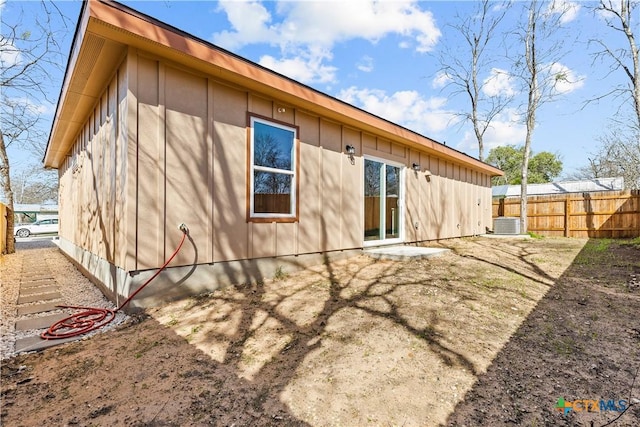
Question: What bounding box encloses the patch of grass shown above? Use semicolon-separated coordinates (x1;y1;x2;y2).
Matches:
527;231;544;239
619;236;640;249
552;337;579;355
574;239;615;265
273;265;288;281
186;325;203;343
166;314;179;326
133;337;161;358
593;239;613;252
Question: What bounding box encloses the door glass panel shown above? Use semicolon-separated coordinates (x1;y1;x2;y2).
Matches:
364;159;382;241
385;165;400;239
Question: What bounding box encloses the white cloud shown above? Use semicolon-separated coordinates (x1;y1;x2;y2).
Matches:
0;42;21;69
212;1;441;83
455;108;526;154
336;86;455;135
259;47;338;84
5;96;53;116
357;56;374;73
214;1;440;52
546;0;581;24
212;1;277;51
482;68;517;97
431;71;452;89
547;62;585;94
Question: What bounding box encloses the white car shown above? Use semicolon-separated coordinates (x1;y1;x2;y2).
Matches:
15;219;59;238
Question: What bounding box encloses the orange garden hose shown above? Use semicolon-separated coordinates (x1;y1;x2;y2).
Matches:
41;226;188;340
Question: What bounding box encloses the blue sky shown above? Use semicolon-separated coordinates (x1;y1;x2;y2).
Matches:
3;0;637;178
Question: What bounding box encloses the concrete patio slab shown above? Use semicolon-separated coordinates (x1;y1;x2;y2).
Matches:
15;313;69;331
16;302;61;316
19;286;58;296
17;292;62;305
365;245;450;261
15;335;81;354
480;234;531;239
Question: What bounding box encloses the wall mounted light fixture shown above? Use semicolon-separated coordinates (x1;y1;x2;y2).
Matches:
412;163;420;171
345;144;355;165
277;107;286;113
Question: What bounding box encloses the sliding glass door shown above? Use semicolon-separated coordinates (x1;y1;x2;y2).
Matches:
364;158;403;244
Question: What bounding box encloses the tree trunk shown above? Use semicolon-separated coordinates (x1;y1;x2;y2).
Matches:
622;0;640;130
521;0;539;235
0;129;16;254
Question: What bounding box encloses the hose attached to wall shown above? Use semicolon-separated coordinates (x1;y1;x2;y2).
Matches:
40;224;189;340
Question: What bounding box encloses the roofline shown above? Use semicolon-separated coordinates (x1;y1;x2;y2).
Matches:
45;0;503;176
43;0;90;166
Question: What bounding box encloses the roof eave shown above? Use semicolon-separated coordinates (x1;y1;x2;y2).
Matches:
45;0;504;177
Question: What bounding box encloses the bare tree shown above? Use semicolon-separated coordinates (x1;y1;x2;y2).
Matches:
434;0;512;161
12;165;58;204
590;0;640;130
569;120;640;189
0;1;69;253
513;0;575;233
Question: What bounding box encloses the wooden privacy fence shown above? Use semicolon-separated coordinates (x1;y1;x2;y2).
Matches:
493;190;640;238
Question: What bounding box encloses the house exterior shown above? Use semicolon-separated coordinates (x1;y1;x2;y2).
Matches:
44;0;502;309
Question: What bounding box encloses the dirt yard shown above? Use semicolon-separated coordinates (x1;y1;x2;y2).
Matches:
1;237;639;426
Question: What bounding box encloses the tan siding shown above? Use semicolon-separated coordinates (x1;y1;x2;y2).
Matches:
114;69;128;270
122;56;136;271
297;113;322;254
250;94;272;118
276;222;296;257
319;120;342;251
341;128;362;249
136;56;163;268
212;83;248;262
164;65;210;267
60;48;497;275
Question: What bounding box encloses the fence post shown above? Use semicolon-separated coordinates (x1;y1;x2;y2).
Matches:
564;196;570;237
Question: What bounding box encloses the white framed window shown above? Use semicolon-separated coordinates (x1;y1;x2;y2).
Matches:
248;116;298;221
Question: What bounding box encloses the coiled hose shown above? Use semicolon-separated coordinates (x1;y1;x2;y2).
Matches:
41;226;188;340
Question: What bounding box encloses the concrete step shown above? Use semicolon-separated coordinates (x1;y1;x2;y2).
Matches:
15;335;81;353
21;279;55;288
15;313;70;331
16;302;61;316
17;292;62;305
19;286;59;296
21;275;54;281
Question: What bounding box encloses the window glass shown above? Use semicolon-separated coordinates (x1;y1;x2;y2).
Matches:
250;117;297;218
253;122;293;171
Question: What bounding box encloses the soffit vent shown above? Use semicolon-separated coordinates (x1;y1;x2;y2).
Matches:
68;33;105;96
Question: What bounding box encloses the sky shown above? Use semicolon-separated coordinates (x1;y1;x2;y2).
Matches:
2;0;637;179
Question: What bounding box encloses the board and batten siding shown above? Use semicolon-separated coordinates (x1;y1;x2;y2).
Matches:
60;49;492;275
129;52;492;271
58;57;130;273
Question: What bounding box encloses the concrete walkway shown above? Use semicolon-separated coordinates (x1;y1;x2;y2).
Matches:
364;245;449;261
13;252;80;353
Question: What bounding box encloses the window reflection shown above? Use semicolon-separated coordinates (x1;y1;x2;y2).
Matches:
250;118;296;218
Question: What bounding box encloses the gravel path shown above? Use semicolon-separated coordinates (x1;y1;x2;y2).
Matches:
0;239;128;360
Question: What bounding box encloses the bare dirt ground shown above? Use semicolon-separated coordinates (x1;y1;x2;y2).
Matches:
1;236;639;426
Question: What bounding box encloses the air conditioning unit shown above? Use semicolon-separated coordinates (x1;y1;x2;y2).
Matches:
493;217;521;235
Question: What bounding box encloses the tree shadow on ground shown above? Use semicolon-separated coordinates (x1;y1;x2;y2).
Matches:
446;239;640;427
151;236;589;425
